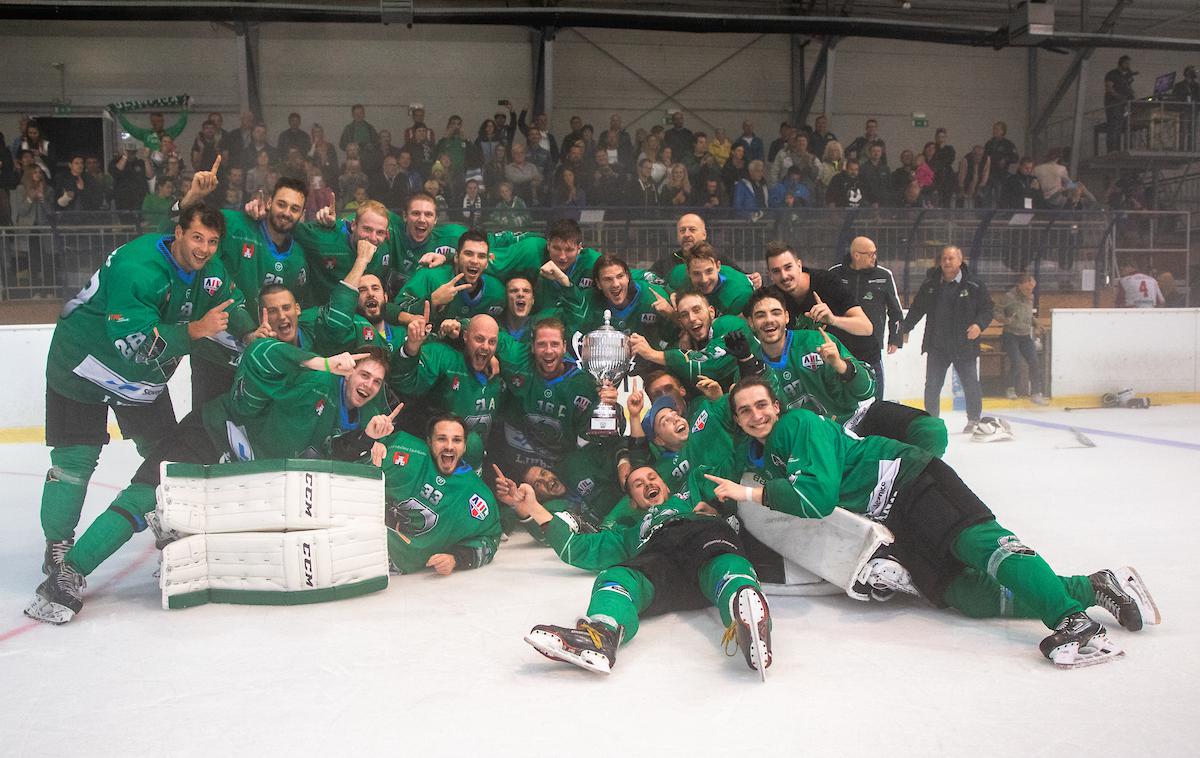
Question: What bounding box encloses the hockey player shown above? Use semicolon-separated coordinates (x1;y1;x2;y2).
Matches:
38;201;256;577
294;199;393;304
764;241;873;338
394;229;505;325
490;218;599;301
1115;262;1165;308
379;414;502;576
494;463;771;677
674;243;753;317
706;377;1155;668
566;254;678;347
628;290;751;390
27;345;396;624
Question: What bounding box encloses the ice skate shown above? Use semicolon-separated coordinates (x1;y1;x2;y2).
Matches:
41;538;74;576
525;618;621;675
1091;566;1160;632
852;553;920;602
971;417;1014;443
723;586;772;681
24;562;86;625
1039;612;1124;669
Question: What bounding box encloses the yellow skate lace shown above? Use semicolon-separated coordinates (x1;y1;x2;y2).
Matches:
721;622;738;657
578;622;606;649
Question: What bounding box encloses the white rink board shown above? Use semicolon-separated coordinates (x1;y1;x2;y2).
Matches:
1051;308;1200;396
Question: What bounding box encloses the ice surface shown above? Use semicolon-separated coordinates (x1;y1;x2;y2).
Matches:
1;406;1197;757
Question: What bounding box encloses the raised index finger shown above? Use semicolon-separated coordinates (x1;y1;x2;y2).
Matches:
211;154;222;174
214;298;235;312
491;464;509;483
348;352;371;361
387;403;404;420
813;291;824;305
422;301;431;321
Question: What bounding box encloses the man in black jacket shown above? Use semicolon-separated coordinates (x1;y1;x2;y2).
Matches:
897;245;994;433
828;236;903;399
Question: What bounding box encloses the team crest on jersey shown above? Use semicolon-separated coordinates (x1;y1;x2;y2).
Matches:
640;313;656;323
108;312;125;322
362;325;376;342
241;243;254;259
770;453;785;468
469;493;489;520
512;375;524;388
323;257;337;270
202;277;222;296
543;389;553;399
692;410;708;432
435;476;446;486
451;376;460;391
801;353;824;371
392;451;410;466
273;261;283;272
487;305;503;317
315;399;326;415
297;270;307;285
862;291;874;301
573;395;591;412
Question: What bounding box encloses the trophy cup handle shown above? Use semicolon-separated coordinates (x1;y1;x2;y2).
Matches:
571;329;584;361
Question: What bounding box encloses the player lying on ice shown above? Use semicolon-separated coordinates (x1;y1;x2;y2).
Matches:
702;377;1159;669
492;463;773;679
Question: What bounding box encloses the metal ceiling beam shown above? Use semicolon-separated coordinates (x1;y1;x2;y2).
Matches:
796;37;837;128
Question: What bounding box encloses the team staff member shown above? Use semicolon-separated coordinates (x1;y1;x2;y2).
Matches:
827;236;904;399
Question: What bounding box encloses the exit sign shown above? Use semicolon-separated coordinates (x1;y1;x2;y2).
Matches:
54;103;73;115
912;112;927;128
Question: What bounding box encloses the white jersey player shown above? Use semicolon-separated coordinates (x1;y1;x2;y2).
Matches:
1116;270;1164;308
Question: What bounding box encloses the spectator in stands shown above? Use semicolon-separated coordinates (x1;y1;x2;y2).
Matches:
720;142;748;199
736;119;765;163
638;134;668;187
308;124;339;187
476;119;502;164
683;132;708;182
664;111;695;160
276;148;304;182
698;177;725;209
525;127;553;177
552;167;586;209
956;144;990;208
562;115;586;152
437;115;471;179
708;127;732;166
207;111;230;150
518;108;559;168
85;156;112;208
1158;271;1185;307
404;105;433;145
483;143;508;197
228;111;256;168
769;164;813;208
370;155;410;210
660;162;693;207
931;128;957;207
816;140;843;203
339;158;369;201
891;148;916;199
505;142;542;205
304;170;333;221
377;130;403;162
491;181;530;227
810;114;837;159
1171;65;1199;150
858;142;891;207
342;185;370;217
767;121;794;163
277;112;310;158
339;104;379;154
915;145;936;197
225;166;246;208
898;245;993;433
246;149;273;194
1034;149;1097;209
1104;55;1136;153
999;274;1048;404
999;156;1042;209
13;164;53;226
423;178;449;215
140;178;176;230
404;124;437;178
845;118;882;162
0;132;15;225
768;131;817;186
190;120;221;172
602;113;634;161
734;159;769;220
55;154;105;213
16;120;53;178
113;104;189;153
826;158;866;208
627;158;662;208
109;148;146;210
461;175;485;223
557;142;587;187
244;123;276;169
395;149;424;197
600;128;632;174
589;148;624;205
983;121;1019;200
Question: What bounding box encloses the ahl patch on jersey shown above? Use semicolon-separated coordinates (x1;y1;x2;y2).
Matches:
573;395;592;412
640;312;657;324
241;243;254;259
578;277;593;288
692;410;708;432
469;493;489;520
202;277;223;296
435;245;456;257
801;352;825;371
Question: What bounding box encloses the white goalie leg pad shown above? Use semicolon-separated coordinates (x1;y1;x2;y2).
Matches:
156;460;384;534
159;524;389;609
737;499;894;600
760;558;844;597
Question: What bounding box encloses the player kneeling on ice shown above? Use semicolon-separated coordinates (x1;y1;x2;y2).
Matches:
377;414;501;575
493;464;772;679
704;377;1158;669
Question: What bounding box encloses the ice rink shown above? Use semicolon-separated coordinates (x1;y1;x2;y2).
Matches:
1;404;1198;757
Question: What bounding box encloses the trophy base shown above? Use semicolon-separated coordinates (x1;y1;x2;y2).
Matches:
588;416;619;437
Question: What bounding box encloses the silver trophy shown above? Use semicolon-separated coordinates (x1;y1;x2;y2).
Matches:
575;310;630;436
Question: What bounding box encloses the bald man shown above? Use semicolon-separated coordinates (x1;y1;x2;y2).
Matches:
827;236;904;399
652;213;753;285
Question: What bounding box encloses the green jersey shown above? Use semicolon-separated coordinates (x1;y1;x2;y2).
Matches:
386;217;466;285
202;338;389;461
489;237;602;301
389;340;506;440
379;431;501;574
499;355;599;468
555;440;627;522
667;264;753;317
294;219;389;305
662;314;751;389
47;233;252;406
395;267;507;322
303;282;400;355
762;329;876;424
567;280;678;347
757;409;932;520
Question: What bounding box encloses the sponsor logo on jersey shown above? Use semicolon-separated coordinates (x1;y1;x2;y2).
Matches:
315;399;326;415
393;451;409;466
241;243;254;258
298;269;307;286
108;312;125;322
362;326;375;342
640;312;656;323
801;352;824;371
487;305;503;317
273;261;283;272
435;476;446;486
512;375;524;388
862;291;875;301
202;277;223;296
692;410;708;432
597;581;632;601
469;493;489;520
543;389;553;399
577;478;595;496
573;395;591;412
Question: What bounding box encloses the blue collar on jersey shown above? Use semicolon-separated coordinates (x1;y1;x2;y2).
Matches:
605;281;642;320
544;356;581;386
458;275;487;306
258;218;294;259
709;273;727;295
747;441;765;471
506;322;527;341
158;236;197;285
338;219;354;250
451;461;473;476
763;330;794;370
338;378;360;432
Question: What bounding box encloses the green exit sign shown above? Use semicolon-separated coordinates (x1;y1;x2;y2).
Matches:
912;112;928;128
54;103;72;115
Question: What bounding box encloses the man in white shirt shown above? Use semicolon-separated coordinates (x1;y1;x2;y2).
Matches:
1116;264;1165;308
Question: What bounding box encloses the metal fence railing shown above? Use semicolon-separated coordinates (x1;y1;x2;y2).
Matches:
0;207;1190;306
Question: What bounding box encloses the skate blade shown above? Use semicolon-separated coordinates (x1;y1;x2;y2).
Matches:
1049;635;1125;669
523;631;611;676
736;590;772;680
23;595;75;625
1117;566;1161;627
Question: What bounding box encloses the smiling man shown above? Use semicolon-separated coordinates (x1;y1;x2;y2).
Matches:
38;201;255;581
395;228;505;324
